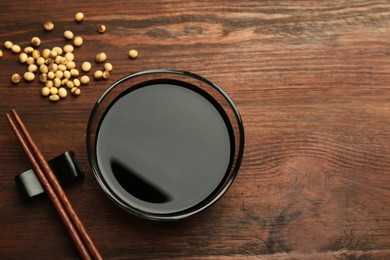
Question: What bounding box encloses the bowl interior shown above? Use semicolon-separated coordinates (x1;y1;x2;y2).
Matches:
87;70;244;220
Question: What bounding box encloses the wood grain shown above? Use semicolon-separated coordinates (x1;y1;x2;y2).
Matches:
0;0;389;259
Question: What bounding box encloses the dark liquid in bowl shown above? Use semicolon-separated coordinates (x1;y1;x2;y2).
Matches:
96;79;233;215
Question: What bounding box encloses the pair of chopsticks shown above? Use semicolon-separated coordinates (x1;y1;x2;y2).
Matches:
6;109;103;260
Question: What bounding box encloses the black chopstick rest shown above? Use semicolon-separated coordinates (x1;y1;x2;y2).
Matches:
15;151;84;199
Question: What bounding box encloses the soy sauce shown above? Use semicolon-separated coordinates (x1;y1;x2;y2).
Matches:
96;79;233;214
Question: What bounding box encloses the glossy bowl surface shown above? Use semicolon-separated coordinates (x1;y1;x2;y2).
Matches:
87;69;244;220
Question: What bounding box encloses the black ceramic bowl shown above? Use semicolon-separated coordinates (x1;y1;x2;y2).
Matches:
87;69;244;220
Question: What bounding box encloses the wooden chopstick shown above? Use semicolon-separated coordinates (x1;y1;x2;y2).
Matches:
6;109;103;260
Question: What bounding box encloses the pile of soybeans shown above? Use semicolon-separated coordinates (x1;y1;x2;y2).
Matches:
0;12;138;102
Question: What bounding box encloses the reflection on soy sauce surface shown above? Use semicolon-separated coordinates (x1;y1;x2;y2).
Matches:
111;159;171;203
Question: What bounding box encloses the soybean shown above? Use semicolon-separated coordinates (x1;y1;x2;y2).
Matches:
73;78;81;87
11;45;21;53
39;74;47;83
53;46;63;55
66;80;74;89
64;52;74;61
128;49;138;59
24;46;34;54
60;57;67;64
55;55;62;64
95;52;107;63
66;61;76;70
54;78;61;87
58;64;67;72
45;58;54;65
73;36;83;47
63;44;74;53
48;63;58;72
75;12;84;22
55;70;63;79
94;70;103;79
45;80;54;88
11;73;22;84
63;70;71;79
102;70;110;80
26;57;35;65
24;72;35;81
28;64;38;73
70;68;79;77
104;63;113;72
81;61;91;72
4;41;13;49
36;57;45;66
47;71;55;79
49;94;60;102
31;37;41;47
49;50;58;59
41;87;50;96
42;49;51;59
19;53;28;63
61;78;69;86
80;75;90;84
43;21;54;31
97;24;106;33
40;65;49;74
64;30;74;40
58;88;67;98
71;87;81;95
32;49;40;59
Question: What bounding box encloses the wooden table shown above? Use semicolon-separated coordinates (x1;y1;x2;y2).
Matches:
1;0;389;259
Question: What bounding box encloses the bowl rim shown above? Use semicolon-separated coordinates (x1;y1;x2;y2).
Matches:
86;69;245;220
